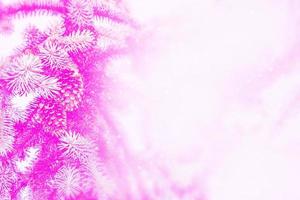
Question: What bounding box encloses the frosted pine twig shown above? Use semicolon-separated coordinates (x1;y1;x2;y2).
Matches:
45;18;66;38
39;40;70;69
0;111;15;156
0;132;14;157
5;54;44;95
35;76;61;98
62;29;95;52
67;0;93;27
58;131;96;161
0;163;17;194
50;165;81;198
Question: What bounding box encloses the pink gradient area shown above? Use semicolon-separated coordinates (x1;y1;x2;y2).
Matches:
115;0;300;199
1;0;300;200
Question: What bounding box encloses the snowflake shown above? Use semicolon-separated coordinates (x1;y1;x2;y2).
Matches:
67;0;93;27
39;40;70;69
63;29;95;52
0;164;17;194
5;54;44;95
35;76;60;98
58;131;95;161
51;166;81;198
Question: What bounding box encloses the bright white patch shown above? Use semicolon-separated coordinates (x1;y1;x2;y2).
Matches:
18;186;33;200
11;93;35;110
8;93;35;122
16;146;40;174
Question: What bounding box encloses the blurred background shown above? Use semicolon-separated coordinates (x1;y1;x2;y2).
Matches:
111;0;300;199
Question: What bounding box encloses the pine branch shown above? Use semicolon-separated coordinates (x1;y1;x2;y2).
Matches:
67;0;93;27
35;76;61;98
92;0;129;24
0;132;14;157
0;163;17;194
45;18;66;37
50;165;81;198
62;29;95;52
5;0;65;18
0;112;15;156
39;40;70;69
4;54;45;95
58;131;96;162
